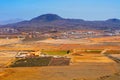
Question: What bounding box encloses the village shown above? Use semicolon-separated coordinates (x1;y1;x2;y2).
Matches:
1;27;120;40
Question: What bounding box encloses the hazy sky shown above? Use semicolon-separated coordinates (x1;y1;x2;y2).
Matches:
0;0;119;20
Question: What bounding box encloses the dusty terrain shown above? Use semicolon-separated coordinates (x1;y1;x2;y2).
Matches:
0;38;22;46
89;36;120;42
0;36;120;80
0;52;118;80
38;38;92;44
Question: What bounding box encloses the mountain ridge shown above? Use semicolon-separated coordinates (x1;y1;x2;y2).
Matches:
1;14;120;32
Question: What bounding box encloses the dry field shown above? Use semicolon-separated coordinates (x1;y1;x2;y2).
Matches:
38;38;92;44
0;36;120;80
1;38;120;51
0;63;118;80
0;38;22;46
0;52;118;80
89;36;120;42
71;54;114;63
38;36;120;44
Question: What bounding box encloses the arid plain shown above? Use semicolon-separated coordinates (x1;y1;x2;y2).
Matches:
0;36;120;80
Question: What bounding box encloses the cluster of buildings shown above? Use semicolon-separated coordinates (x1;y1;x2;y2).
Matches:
1;27;120;39
104;30;120;36
0;28;18;34
53;30;102;39
53;30;120;39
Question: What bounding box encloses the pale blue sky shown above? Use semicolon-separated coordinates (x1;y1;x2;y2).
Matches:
0;0;119;20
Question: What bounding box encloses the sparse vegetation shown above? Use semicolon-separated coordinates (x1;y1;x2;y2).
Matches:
9;57;52;67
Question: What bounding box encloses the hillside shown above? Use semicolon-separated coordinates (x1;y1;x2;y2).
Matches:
1;14;120;32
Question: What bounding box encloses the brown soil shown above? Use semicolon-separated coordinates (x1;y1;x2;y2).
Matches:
0;36;120;80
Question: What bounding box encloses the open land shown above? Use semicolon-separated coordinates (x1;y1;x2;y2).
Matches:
0;36;120;80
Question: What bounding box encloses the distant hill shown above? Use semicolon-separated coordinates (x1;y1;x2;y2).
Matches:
0;19;23;25
1;14;120;32
31;14;63;22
